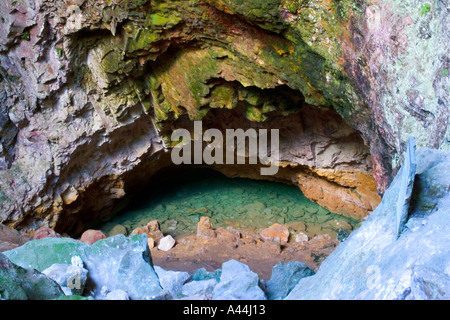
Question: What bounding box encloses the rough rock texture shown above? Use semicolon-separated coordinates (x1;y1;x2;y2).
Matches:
212;259;267;300
154;265;191;299
0;223;31;251
0;0;447;235
0;252;64;300
105;289;129;300
79;229;106;244
265;261;314;300
42;262;89;296
33;226;61;240
260;223;290;245
181;278;218;299
286;148;450;300
4;234;165;299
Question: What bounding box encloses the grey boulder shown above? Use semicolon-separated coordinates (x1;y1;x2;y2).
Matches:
212;259;266;300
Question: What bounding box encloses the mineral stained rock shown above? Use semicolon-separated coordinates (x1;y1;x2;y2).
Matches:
0;0;447;235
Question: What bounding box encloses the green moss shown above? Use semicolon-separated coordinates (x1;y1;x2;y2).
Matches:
244;106;267;122
149;12;182;26
101;51;123;74
337;0;363;21
420;3;431;16
80;0;361;143
55;47;64;58
207;0;285;32
439;68;448;76
210;83;238;109
150;13;169;25
126;28;161;53
283;0;299;14
20;30;30;41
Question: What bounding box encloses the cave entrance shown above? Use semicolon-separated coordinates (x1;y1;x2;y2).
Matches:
65;78;380;279
98;166;360;241
70;85;381;278
93;165;362;280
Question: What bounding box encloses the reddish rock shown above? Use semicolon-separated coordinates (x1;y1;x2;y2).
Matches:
146;220;164;243
260;223;289;245
147;220;160;232
131;226;149;236
147;237;155;249
80;229;106;244
131;221;164;244
33;226;61;240
197;216;216;238
0;224;32;251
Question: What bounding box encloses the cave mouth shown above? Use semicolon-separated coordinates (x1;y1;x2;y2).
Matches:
48;77;380;279
95;166;361;241
52;81;380;242
89;165;363;280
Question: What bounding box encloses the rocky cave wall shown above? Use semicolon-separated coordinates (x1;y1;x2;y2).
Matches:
0;0;448;235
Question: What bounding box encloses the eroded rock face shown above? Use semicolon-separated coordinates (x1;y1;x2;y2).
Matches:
285;149;450;300
0;0;447;235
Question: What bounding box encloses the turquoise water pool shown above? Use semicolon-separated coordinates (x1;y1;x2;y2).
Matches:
98;168;360;241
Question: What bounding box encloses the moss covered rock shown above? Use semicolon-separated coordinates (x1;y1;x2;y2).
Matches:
0;253;64;300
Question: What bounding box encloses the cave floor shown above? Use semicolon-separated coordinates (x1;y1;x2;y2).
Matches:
149;226;339;281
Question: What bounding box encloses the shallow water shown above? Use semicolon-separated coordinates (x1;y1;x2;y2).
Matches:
99;168;360;241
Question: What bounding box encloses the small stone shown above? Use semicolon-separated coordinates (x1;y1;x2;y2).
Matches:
266;261;315;300
287;221;306;232
105;289;129;300
147;220;164;244
337;229;349;242
131;221;164;245
147;220;160;232
158;235;176;251
305;207;318;214
33;226;61;240
295;232;309;243
316;215;331;224
109;224;127;237
182;279;217;298
166;219;178;231
0;224;32;251
260;223;289;245
42;263;88;296
131;226;149;236
212;259;266;300
100;286;109;297
154;266;191;299
322;219;352;232
197;216;216;238
306;224;322;236
80;229;106;245
147;237;155;249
